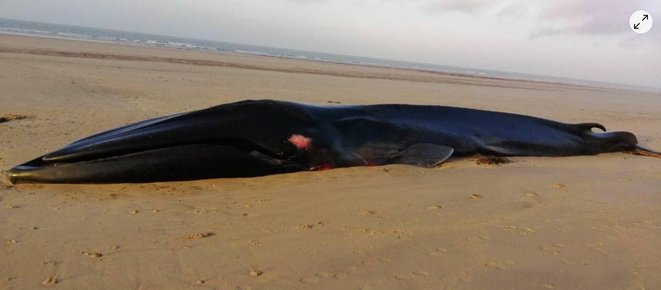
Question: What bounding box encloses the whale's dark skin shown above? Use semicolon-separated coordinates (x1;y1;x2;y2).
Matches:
6;99;653;184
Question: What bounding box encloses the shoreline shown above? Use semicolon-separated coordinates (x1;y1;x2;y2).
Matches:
2;32;655;93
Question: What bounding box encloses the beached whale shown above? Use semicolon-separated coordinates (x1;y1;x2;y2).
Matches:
6;99;657;183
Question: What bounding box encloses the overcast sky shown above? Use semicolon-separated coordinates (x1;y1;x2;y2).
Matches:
1;0;660;88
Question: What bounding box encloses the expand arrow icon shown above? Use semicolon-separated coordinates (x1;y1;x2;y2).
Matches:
630;10;652;34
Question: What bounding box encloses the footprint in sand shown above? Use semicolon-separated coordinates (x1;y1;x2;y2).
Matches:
484;260;515;270
469;194;483;200
300;271;350;284
42;276;58;285
249;269;263;277
395;271;429;280
187;232;214;239
540;244;566;255
81;251;103;258
322;272;348;280
551;183;567;190
300;276;321;284
297;221;327;230
503;225;538;236
427;248;447;257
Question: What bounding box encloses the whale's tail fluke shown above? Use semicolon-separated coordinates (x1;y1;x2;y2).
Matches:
628;145;661;159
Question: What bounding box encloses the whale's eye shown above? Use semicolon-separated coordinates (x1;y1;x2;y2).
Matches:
288;134;312;150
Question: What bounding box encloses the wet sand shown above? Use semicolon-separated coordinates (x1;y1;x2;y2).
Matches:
1;34;660;290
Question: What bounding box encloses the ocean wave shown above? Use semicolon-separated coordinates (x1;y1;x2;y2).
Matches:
1;18;657;92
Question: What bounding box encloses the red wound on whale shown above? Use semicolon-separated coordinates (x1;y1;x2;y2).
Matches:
288;134;312;150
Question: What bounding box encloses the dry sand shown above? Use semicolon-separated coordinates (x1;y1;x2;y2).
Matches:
0;34;660;290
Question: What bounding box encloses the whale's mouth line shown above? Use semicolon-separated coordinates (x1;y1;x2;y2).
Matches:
9;140;289;174
11;145;209;172
39;137;286;164
7;143;302;184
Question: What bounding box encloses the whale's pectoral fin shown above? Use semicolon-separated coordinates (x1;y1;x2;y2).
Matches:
389;144;454;167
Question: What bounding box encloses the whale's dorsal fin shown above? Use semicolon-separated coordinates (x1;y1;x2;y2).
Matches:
389;144;454;167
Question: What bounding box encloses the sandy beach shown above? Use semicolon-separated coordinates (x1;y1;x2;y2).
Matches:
1;34;660;290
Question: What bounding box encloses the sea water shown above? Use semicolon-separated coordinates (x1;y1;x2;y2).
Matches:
0;18;655;92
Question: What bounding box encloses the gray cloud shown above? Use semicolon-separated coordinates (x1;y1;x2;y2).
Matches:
416;0;658;37
423;0;496;13
532;0;656;37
